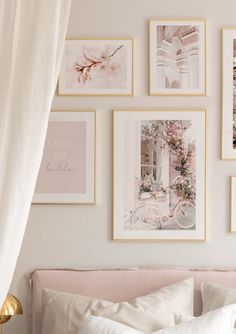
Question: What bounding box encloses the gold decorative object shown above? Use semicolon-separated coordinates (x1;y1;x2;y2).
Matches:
0;294;23;334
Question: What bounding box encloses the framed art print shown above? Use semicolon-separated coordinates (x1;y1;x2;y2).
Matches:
149;19;206;96
113;109;207;241
33;110;95;204
222;28;236;159
59;39;133;96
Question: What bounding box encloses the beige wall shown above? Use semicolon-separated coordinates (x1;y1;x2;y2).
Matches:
6;0;236;332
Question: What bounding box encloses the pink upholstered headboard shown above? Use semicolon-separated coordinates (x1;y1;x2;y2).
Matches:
29;267;236;334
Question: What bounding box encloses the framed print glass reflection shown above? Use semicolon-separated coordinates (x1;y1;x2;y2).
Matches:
59;39;133;96
149;19;206;96
222;28;236;159
33;110;95;204
113;109;207;241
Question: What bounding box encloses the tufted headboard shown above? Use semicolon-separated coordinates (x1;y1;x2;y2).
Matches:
29;267;236;334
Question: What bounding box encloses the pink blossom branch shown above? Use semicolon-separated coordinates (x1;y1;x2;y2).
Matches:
74;45;124;84
109;45;123;58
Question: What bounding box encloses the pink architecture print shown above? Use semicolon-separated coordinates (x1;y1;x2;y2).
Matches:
156;25;200;89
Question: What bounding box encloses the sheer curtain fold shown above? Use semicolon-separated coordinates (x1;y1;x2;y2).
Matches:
0;0;71;306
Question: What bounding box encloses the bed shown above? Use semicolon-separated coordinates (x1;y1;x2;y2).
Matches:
28;267;236;334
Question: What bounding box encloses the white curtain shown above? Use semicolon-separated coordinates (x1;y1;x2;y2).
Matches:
0;0;71;306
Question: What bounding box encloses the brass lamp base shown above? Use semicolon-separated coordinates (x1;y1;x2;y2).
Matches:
0;294;23;334
0;313;12;334
0;315;11;324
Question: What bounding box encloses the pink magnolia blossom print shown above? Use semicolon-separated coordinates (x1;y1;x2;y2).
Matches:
75;45;123;84
64;42;129;90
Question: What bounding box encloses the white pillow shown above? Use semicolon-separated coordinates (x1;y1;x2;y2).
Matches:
202;282;236;314
174;312;194;325
42;278;194;334
78;316;144;334
152;304;236;334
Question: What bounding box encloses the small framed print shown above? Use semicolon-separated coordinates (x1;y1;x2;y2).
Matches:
149;19;206;96
33;110;95;204
222;28;236;159
231;176;236;232
59;38;133;96
113;109;207;241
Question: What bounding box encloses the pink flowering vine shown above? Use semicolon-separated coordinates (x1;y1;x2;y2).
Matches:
142;120;196;200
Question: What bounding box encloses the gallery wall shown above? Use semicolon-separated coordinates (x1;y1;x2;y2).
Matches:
6;0;236;333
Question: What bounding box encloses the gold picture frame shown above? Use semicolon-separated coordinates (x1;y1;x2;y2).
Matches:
32;109;96;205
221;28;236;160
149;19;207;96
113;108;207;241
58;38;134;96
